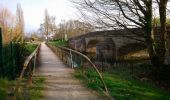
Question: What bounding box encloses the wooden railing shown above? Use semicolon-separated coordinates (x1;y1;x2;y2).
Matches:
47;44;110;96
12;44;41;100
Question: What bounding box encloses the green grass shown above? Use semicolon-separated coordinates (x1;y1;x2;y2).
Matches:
28;77;46;100
14;77;46;100
25;43;38;54
74;69;170;100
49;40;68;47
0;78;9;100
0;78;16;100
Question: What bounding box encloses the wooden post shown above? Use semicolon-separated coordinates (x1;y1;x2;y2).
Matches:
33;54;36;73
28;59;33;85
70;50;73;68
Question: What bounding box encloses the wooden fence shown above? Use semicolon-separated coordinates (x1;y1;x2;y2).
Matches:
12;44;41;100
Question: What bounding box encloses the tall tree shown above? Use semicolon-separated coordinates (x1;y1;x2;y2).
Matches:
39;9;56;41
73;0;169;78
0;7;15;43
15;3;24;42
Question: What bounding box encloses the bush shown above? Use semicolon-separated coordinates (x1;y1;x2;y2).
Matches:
2;42;37;80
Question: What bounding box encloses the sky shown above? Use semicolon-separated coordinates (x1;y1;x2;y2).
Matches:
0;0;78;32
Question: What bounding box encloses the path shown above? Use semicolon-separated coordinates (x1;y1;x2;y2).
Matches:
35;43;104;100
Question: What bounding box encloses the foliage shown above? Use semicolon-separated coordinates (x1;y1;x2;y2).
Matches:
0;4;24;44
153;18;170;26
74;69;170;100
0;78;9;100
14;3;24;42
0;28;3;76
0;7;15;44
28;77;45;100
39;9;56;41
49;40;68;47
53;20;94;40
15;77;45;100
2;43;37;79
25;43;38;54
73;0;170;81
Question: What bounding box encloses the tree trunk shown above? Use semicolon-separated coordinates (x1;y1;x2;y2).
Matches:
146;0;169;80
158;0;169;65
144;0;161;79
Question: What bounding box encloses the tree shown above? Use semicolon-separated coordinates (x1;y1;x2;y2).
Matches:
0;7;15;44
53;20;94;40
73;0;169;79
39;9;56;41
14;3;24;42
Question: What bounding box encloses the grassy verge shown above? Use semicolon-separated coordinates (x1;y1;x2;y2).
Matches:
28;77;46;100
74;69;170;100
15;77;46;100
0;43;39;99
0;78;11;100
25;43;38;54
0;78;16;100
48;40;68;47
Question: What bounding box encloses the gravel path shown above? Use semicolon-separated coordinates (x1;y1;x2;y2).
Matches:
35;43;106;100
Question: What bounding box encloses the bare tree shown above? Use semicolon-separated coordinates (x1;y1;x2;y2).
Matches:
39;9;56;41
54;20;94;40
14;3;24;42
72;0;169;78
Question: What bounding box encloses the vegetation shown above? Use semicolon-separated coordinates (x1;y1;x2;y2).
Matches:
49;40;68;47
14;77;46;100
39;9;56;41
25;43;38;54
52;20;94;40
73;0;170;81
28;77;45;100
1;43;37;79
0;43;38;99
74;69;170;100
0;2;42;100
0;3;24;44
0;78;11;100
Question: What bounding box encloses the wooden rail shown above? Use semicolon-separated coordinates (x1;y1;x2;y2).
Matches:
47;44;109;95
12;44;41;100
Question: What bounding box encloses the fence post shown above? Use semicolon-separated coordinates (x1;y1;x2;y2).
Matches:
27;58;33;86
0;28;4;76
70;50;73;68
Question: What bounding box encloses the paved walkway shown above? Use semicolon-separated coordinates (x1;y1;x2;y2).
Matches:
35;43;104;100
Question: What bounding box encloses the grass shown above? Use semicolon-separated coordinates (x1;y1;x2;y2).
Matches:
74;69;170;100
25;43;38;54
15;77;46;100
0;78;16;100
0;43;39;99
28;77;46;100
0;78;10;100
48;40;68;47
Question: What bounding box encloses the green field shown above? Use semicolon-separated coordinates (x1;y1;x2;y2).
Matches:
74;69;170;100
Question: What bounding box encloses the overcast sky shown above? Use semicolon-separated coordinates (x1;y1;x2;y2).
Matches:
0;0;78;32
